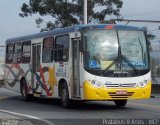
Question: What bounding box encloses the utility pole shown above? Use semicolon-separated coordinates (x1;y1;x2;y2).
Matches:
84;0;87;24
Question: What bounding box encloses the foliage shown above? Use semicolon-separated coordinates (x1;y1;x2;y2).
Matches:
19;0;123;31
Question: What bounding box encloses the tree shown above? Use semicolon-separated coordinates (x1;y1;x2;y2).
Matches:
19;0;123;31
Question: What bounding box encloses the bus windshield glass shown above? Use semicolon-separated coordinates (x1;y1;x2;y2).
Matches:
83;29;149;71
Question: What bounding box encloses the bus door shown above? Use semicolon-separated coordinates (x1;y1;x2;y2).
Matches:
32;44;41;94
72;39;81;98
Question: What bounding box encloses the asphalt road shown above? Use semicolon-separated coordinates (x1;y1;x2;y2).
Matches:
0;87;160;125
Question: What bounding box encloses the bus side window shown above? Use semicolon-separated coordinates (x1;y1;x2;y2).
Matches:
22;41;31;63
42;37;54;63
13;42;22;64
54;35;69;62
6;44;13;64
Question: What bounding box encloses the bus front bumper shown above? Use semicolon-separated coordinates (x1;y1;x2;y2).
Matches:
83;81;151;100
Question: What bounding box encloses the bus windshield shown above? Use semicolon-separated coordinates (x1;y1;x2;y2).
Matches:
83;29;149;72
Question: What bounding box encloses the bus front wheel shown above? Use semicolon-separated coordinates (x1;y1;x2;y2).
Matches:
61;83;72;109
114;100;127;107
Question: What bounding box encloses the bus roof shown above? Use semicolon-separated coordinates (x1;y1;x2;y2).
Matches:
6;24;144;44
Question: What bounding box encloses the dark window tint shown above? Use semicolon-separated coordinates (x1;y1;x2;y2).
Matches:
54;35;69;62
42;37;54;63
22;41;31;63
6;44;13;64
13;42;22;63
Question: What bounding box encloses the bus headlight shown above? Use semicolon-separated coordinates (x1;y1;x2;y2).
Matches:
137;80;148;88
89;80;104;88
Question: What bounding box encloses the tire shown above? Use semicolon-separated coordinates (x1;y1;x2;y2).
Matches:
61;83;72;109
21;80;32;101
114;100;127;107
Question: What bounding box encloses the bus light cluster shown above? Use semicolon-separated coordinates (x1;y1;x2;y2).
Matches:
89;79;103;88
88;79;150;88
137;79;149;88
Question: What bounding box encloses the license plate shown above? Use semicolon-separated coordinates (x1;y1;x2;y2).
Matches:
116;90;127;95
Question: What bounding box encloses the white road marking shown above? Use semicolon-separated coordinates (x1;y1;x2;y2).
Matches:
0;109;41;119
0;109;54;125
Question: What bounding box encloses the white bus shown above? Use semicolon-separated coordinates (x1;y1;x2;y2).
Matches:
4;24;151;108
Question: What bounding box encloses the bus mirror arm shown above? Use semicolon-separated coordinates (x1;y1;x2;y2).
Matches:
79;42;84;52
80;36;87;52
79;41;86;53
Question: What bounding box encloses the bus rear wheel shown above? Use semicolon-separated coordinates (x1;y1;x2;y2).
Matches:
114;100;127;107
21;80;32;101
61;83;72;109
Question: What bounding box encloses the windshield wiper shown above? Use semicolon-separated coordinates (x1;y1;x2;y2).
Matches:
101;42;121;75
101;38;122;75
101;32;140;75
121;55;139;74
101;54;139;75
138;37;144;61
101;56;120;75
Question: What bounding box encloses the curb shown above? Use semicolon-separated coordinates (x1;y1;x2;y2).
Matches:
151;95;155;98
151;94;160;98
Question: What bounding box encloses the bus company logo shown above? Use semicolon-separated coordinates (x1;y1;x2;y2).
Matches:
119;84;123;87
105;81;112;85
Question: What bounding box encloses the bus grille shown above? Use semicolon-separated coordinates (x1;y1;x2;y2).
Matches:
108;92;134;98
105;83;136;88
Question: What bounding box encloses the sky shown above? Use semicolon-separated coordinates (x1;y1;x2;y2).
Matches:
0;0;160;46
119;0;160;36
